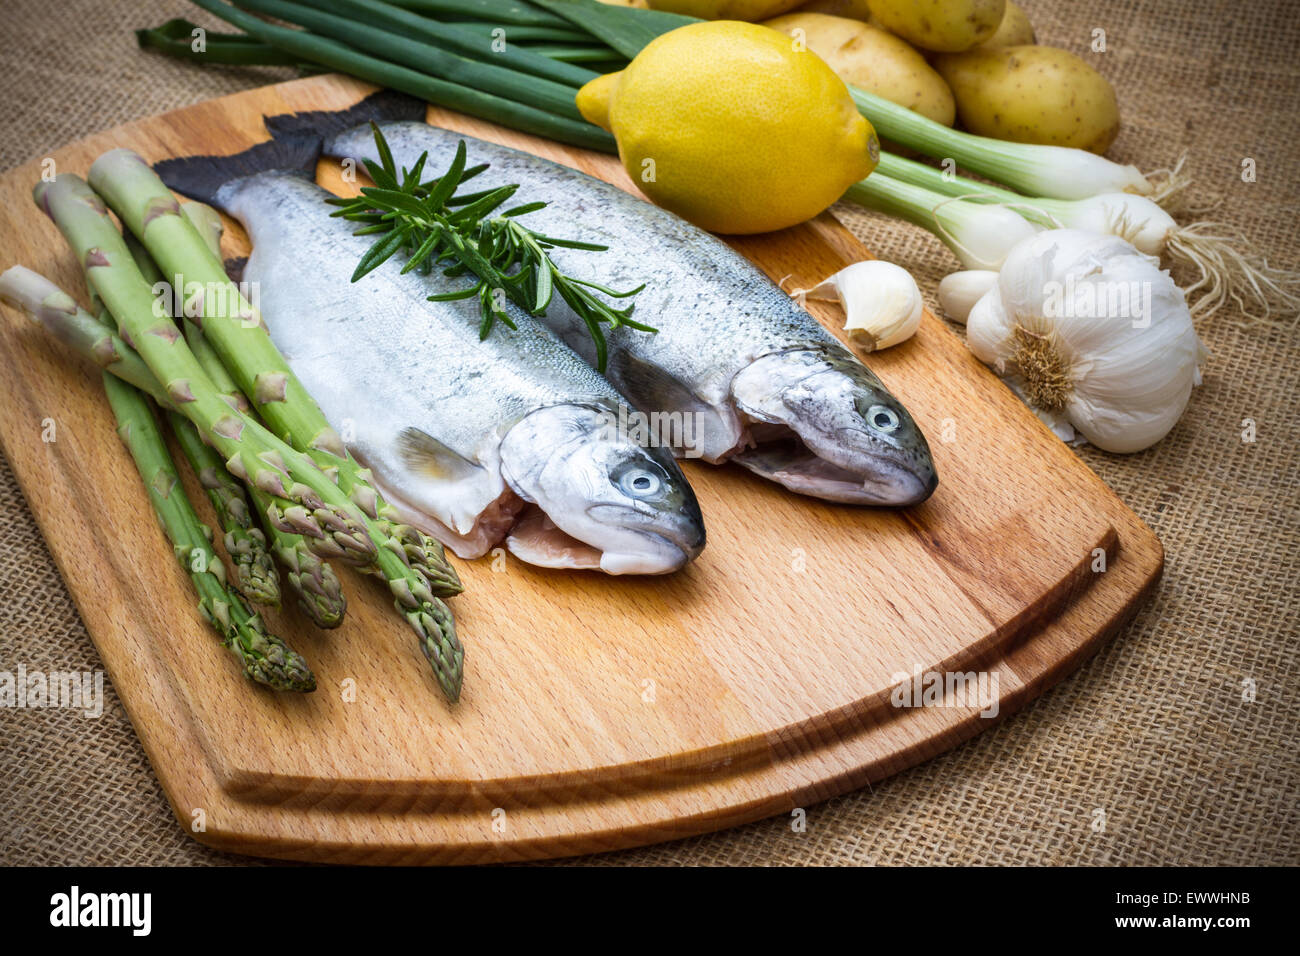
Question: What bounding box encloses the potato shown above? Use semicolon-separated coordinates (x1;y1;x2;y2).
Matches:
646;0;805;19
792;0;877;22
977;0;1035;49
932;45;1121;154
764;12;955;125
865;0;1005;53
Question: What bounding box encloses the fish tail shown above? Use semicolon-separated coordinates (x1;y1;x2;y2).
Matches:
262;89;427;148
154;132;323;213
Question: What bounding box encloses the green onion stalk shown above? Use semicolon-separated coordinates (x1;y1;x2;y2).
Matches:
841;172;1038;271
248;0;598;88
234;0;584;121
35;174;462;701
388;0;575;29
186;0;613;152
846;87;1153;200
869;152;1300;322
135;17;308;68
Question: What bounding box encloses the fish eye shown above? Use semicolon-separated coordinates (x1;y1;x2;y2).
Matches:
619;469;662;498
867;405;900;433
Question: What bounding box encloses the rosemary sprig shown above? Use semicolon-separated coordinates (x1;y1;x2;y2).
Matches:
329;123;653;371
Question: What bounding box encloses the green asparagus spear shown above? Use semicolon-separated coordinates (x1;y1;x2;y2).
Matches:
251;485;347;628
2;264;347;631
168;410;281;607
180;322;349;628
88;150;462;601
124;216;253;416
38;173;461;701
0;265;160;396
101;372;315;692
35;175;377;567
179;201;348;629
119;211;280;606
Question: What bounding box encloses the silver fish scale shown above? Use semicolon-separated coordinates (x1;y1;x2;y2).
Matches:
327;123;867;411
221;171;626;465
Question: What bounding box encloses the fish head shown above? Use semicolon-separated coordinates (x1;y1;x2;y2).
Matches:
729;348;937;506
499;404;706;574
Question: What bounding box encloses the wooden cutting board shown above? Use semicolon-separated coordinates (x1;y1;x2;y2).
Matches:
0;75;1162;863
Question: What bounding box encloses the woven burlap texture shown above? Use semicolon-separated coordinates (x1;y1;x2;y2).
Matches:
1;0;1296;866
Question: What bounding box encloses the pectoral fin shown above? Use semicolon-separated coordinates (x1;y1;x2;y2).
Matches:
605;352;738;462
607;351;701;416
389;427;504;535
397;428;484;483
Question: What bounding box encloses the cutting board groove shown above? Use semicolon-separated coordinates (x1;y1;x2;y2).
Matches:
0;75;1162;863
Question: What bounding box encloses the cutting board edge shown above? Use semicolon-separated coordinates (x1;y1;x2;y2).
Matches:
180;513;1162;864
211;519;1121;806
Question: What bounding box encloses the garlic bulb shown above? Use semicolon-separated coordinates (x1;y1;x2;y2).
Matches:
798;260;923;351
963;229;1206;454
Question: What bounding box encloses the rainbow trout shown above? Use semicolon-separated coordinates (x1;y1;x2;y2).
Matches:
155;135;705;574
270;92;938;506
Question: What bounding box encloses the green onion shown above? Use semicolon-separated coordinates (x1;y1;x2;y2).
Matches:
297;0;599;87
522;43;628;63
188;0;615;151
234;0;585;121
385;0;572;28
874;153;1300;322
450;22;592;44
529;0;695;58
842;173;1038;270
848;87;1153;200
135;17;304;67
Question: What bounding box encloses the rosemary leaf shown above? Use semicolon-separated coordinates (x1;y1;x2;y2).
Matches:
336;124;652;370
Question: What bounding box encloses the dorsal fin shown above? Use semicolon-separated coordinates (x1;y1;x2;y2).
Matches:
154;132;322;212
263;89;427;142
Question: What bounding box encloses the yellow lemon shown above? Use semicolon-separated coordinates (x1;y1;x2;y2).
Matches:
577;21;878;234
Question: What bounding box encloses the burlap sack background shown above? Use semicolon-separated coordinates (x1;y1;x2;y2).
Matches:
1;0;1296;866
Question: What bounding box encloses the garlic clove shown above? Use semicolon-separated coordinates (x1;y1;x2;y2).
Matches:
796;260;923;351
938;270;1000;324
962;286;1013;369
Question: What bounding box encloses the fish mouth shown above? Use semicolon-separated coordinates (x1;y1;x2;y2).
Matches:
505;506;697;575
731;433;937;506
